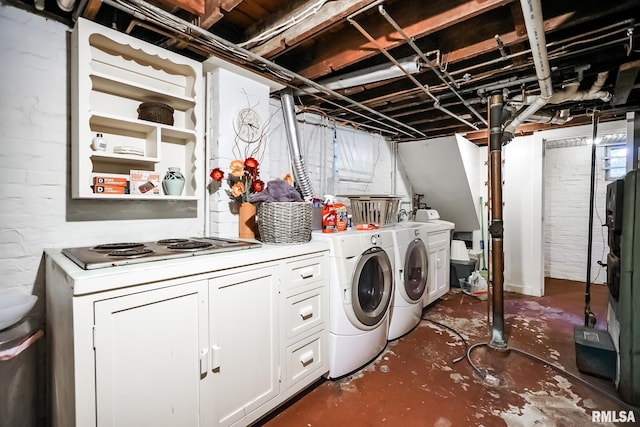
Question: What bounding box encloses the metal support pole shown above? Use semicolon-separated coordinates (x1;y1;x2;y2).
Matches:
584;111;600;327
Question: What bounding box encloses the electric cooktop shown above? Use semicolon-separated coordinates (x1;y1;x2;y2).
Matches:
61;237;261;270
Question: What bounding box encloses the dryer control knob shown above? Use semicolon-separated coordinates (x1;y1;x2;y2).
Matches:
370;234;379;245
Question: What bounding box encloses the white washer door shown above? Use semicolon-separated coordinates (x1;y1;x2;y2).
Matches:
350;247;393;327
402;238;428;303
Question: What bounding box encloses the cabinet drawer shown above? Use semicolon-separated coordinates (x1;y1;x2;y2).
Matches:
285;331;325;388
286;287;324;339
427;230;450;246
285;255;325;290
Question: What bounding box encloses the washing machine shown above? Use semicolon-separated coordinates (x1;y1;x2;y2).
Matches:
388;222;429;340
312;228;395;379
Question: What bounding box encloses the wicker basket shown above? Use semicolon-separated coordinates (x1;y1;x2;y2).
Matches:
347;195;402;228
137;102;174;125
257;202;312;244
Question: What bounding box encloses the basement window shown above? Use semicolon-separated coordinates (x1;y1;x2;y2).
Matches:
603;144;627;181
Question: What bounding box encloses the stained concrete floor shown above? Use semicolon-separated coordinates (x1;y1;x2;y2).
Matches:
259;279;639;426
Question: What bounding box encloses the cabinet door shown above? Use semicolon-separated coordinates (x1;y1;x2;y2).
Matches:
437;244;451;295
209;266;279;426
94;281;208;427
427;243;450;304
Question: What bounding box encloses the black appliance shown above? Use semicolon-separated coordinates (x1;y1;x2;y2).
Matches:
605;178;624;299
603;169;640;406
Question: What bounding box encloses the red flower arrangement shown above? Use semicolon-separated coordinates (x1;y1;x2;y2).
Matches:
210;157;264;203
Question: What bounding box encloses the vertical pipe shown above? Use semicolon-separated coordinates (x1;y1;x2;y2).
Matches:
488;92;508;350
584;112;600;327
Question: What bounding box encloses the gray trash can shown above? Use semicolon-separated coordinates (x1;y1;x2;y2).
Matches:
0;318;44;427
450;259;476;287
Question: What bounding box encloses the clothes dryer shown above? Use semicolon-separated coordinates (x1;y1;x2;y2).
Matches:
405;211;455;306
312;229;395;379
388;223;429;340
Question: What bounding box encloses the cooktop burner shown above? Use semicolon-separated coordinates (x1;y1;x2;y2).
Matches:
157;238;190;245
94;242;145;250
167;241;213;250
108;248;155;257
61;236;261;270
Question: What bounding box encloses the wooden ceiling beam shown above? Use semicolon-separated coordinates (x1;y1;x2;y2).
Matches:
82;0;102;19
199;0;224;29
293;0;515;80
220;0;244;12
249;0;380;58
443;12;572;65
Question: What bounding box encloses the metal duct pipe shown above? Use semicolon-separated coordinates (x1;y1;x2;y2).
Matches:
280;91;314;199
503;0;553;140
488;92;508;350
296;56;423;95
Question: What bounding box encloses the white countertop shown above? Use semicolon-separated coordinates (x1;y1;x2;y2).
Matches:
46;239;330;296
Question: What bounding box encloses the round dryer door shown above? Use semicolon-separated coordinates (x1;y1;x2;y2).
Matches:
403;238;428;302
351;247;393;327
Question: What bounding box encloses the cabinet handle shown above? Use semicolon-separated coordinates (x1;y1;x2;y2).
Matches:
211;345;221;372
200;348;208;376
299;350;314;367
299;305;314;320
299;267;314;279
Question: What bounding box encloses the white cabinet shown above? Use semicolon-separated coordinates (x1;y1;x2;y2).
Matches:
209;266;279;426
93;280;209;426
71;18;203;199
280;255;327;392
426;231;451;305
45;245;329;427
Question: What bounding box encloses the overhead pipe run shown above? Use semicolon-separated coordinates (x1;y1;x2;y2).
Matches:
280;91;315;199
503;0;613;140
377;5;488;127
511;71;611;107
100;0;425;139
347;13;479;131
503;0;553;141
57;0;77;11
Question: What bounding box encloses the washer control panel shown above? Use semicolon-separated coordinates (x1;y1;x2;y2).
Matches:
370;233;380;245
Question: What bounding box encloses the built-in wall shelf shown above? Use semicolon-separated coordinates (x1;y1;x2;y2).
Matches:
72;18;203;199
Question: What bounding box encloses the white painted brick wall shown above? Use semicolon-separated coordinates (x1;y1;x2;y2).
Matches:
0;4;398;297
544;143;609;284
0;7;203;296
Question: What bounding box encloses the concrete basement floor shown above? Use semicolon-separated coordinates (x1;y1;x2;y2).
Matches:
259;279;639;426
